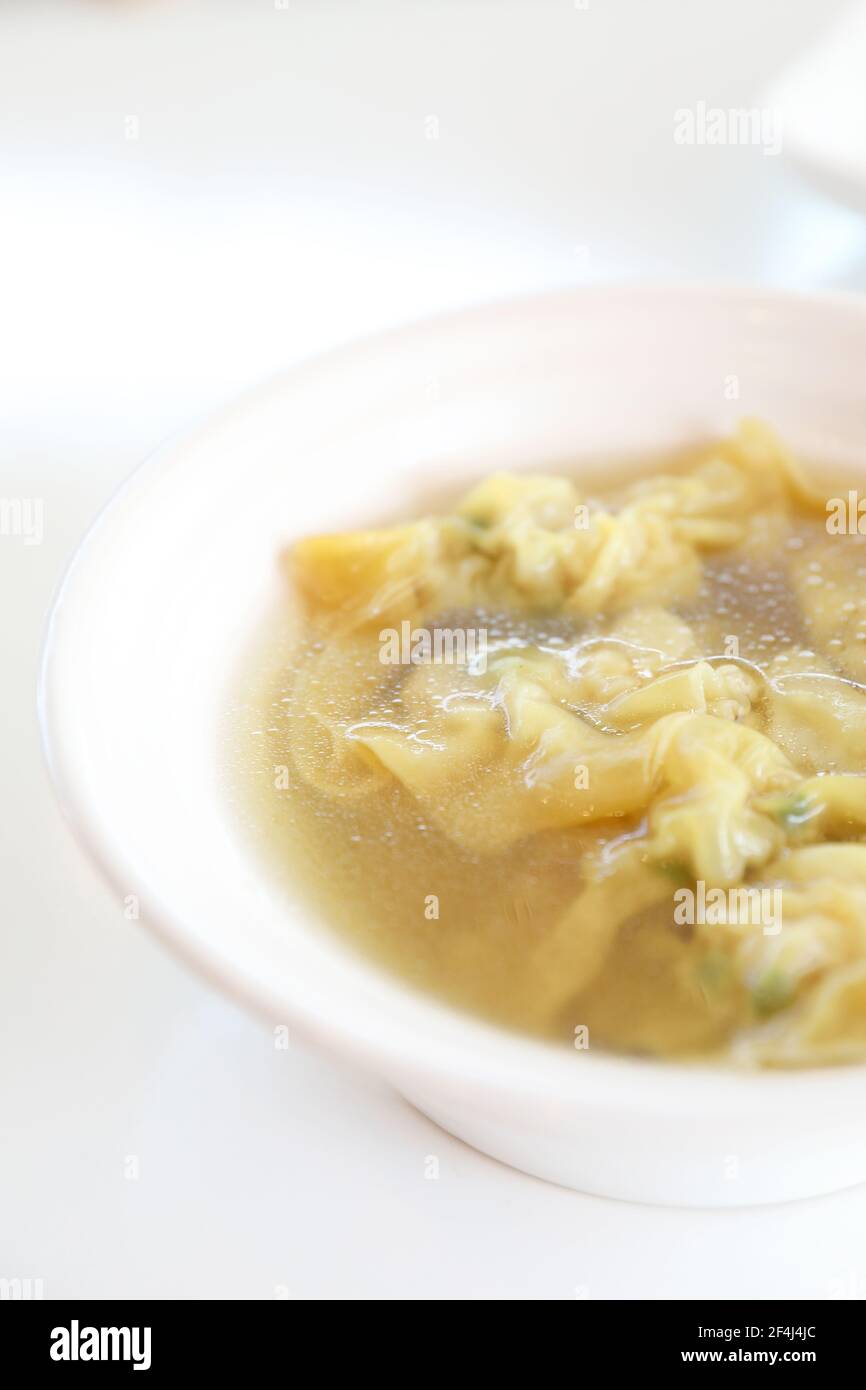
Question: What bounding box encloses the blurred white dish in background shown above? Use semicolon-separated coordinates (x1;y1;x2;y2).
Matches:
40;285;866;1207
767;2;866;216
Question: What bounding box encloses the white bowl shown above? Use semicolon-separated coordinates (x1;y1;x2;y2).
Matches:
40;285;866;1207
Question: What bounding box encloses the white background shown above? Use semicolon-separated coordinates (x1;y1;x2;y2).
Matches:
4;0;866;1299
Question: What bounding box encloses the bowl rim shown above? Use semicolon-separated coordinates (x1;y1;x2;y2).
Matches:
38;280;866;1118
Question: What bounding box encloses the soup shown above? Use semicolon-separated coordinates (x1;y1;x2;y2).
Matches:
237;421;866;1066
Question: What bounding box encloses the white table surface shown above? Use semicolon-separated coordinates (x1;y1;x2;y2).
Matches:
4;0;866;1300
